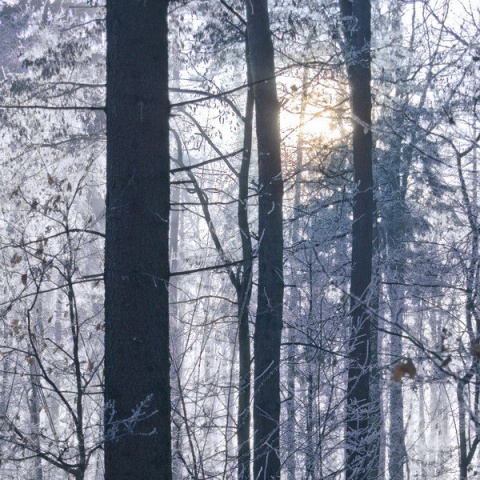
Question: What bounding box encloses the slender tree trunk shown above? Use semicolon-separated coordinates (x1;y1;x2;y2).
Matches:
170;179;183;480
305;365;315;480
369;208;383;480
385;140;408;480
388;297;407;480
237;38;254;480
28;306;43;480
104;2;172;479
285;314;297;480
170;62;185;480
457;141;480;480
284;66;308;480
339;0;374;478
245;1;284;478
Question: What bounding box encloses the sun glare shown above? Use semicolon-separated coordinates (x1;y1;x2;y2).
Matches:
301;114;342;140
281;108;343;145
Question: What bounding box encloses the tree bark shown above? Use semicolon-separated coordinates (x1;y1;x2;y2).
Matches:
104;1;172;479
339;0;374;478
245;1;284;479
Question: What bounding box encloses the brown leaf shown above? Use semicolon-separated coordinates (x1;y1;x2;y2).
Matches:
21;274;27;286
47;174;55;185
10;253;23;266
392;358;417;382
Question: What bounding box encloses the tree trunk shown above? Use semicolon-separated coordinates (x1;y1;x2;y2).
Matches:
245;1;284;479
385;147;408;480
28;307;43;480
237;37;254;480
339;0;374;478
104;1;172;479
369;206;383;480
284;66;308;480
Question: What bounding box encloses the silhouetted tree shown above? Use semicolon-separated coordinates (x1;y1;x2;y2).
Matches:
104;1;172;478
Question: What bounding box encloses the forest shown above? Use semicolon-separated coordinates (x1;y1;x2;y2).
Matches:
0;0;478;479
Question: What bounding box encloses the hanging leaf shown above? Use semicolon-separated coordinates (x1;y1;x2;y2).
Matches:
392;358;417;382
10;253;23;265
21;274;27;286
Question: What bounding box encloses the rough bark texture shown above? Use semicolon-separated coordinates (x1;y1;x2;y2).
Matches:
339;0;374;478
104;2;172;479
246;1;284;479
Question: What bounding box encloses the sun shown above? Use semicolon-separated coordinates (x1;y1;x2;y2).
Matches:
300;112;342;141
281;109;343;146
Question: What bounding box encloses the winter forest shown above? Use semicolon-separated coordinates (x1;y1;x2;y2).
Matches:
0;0;478;479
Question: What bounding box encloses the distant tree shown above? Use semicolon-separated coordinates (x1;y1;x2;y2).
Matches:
104;1;171;479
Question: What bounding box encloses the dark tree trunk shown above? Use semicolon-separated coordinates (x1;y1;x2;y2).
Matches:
339;0;374;478
246;1;284;479
104;2;172;479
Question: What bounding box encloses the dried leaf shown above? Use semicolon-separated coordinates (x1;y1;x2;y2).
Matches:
10;253;23;265
392;358;417;382
47;174;54;185
21;273;27;286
